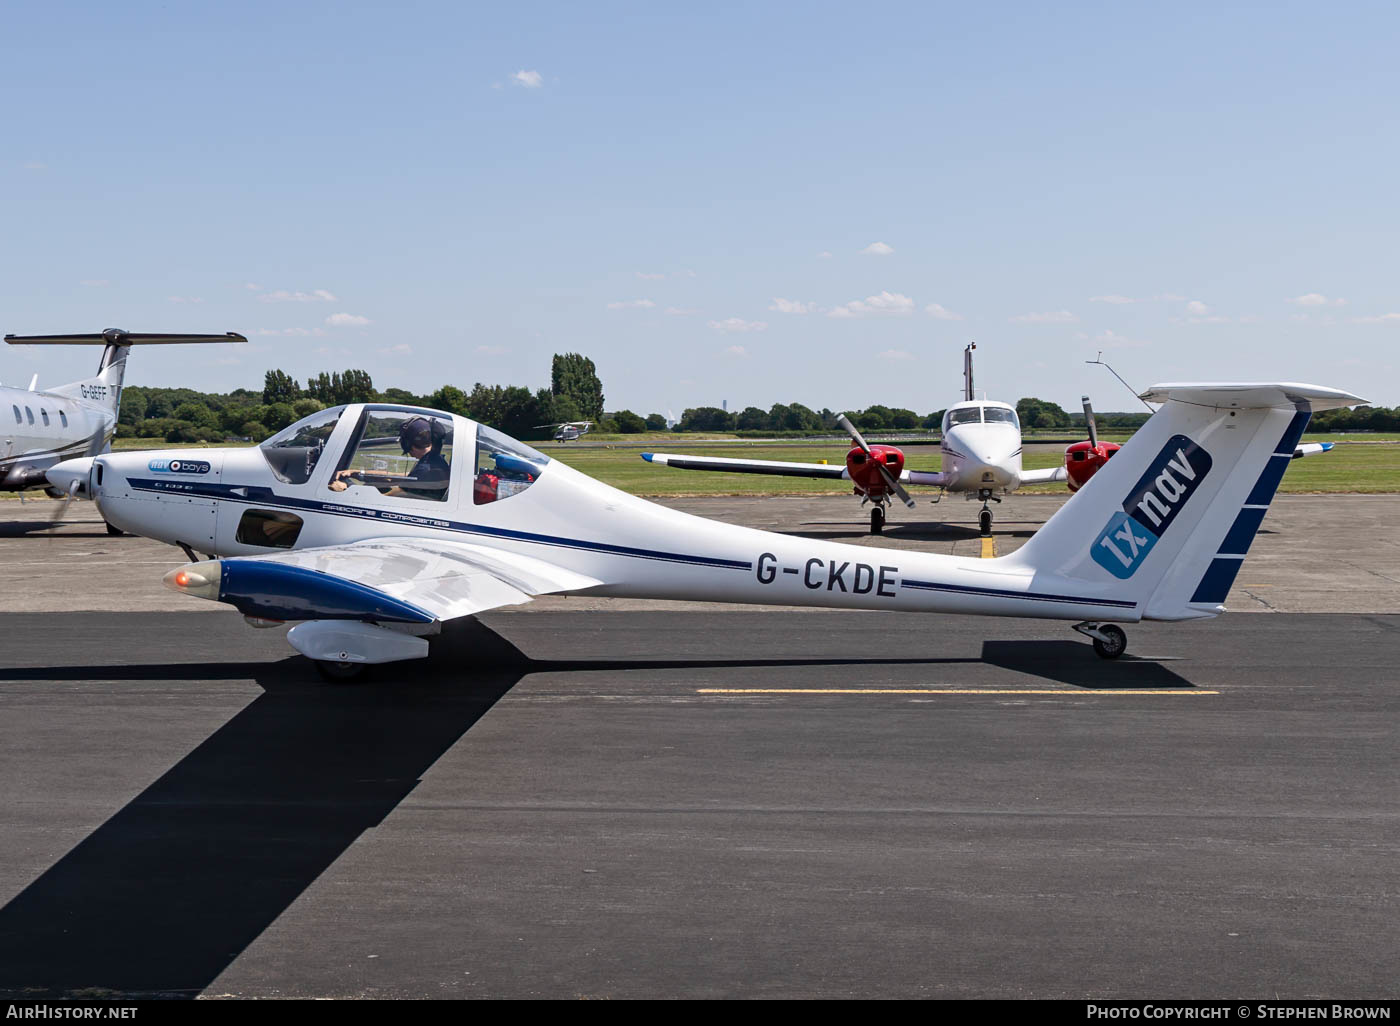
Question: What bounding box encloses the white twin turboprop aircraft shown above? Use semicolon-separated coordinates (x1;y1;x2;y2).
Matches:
47;380;1362;679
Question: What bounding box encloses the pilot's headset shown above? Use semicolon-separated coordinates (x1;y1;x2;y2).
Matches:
398;416;448;455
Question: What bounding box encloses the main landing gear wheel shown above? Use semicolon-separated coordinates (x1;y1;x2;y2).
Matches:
1092;625;1127;660
870;506;885;535
978;507;993;535
315;659;368;682
105;521;124;536
1072;621;1128;660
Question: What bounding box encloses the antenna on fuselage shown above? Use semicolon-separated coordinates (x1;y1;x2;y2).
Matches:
963;341;976;402
1087;351;1157;411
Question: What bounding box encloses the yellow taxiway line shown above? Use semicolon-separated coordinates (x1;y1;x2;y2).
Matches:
698;688;1217;696
980;535;997;558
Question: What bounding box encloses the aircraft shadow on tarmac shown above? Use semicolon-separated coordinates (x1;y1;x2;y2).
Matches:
0;520;110;539
0;620;1196;999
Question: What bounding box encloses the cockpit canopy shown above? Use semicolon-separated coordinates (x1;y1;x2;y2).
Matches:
943;404;1020;431
259;403;552;504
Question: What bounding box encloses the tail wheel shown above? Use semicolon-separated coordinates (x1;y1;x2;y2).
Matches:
1092;625;1127;660
315;659;368;682
978;508;993;535
870;506;884;534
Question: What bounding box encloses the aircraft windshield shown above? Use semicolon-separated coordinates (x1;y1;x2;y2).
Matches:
983;407;1019;427
260;406;345;485
945;407;982;428
475;424;550;504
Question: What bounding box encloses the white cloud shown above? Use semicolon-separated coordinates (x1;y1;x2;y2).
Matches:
828;291;916;318
253;327;328;337
635;271;666;280
674;269;697;278
1186;300;1210;316
878;349;915;361
860;241;894;256
817;251;833;259
261;289;337;303
475;344;509;355
244;282;263;291
1009;309;1077;324
709;318;767;334
326;312;370;327
1288;293;1346;307
607;298;655;310
167;296;205;304
722;345;749;357
511;69;543;88
925;303;963;321
378;343;412;355
1352;312;1400;323
769;298;814;314
665;306;698;316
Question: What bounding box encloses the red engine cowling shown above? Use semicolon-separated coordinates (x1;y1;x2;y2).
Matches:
846;444;905;498
1064;440;1121;492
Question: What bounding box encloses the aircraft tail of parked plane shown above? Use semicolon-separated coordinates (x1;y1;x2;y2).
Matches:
1;329;245;493
1005;383;1362;635
5;330;246;416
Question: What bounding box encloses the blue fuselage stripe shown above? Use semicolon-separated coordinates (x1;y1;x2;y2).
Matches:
125;478;754;572
900;578;1137;609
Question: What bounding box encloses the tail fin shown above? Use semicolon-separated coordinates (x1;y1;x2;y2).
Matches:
4;329;246;416
1006;383;1365;620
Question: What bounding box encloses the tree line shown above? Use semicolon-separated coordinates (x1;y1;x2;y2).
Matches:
112;354;1394;444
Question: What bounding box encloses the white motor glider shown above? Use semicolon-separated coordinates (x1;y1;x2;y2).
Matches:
47;381;1363;678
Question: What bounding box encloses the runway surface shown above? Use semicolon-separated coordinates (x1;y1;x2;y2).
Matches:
0;610;1395;999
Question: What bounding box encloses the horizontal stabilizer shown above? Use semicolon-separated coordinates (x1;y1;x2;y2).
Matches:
1139;382;1367;412
5;329;247;346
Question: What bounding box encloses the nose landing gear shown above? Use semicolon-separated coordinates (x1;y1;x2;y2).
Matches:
870;505;885;534
1073;621;1128;659
977;489;1001;536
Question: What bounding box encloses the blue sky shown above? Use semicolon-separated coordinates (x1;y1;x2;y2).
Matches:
2;1;1397;415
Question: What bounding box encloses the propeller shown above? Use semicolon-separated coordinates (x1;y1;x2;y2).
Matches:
837;413;915;509
1082;395;1098;449
46;425;106;538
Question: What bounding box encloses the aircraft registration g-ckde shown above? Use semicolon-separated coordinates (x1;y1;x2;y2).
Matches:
47;380;1363;679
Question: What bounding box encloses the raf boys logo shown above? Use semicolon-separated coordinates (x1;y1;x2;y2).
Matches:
148;458;211;475
1091;435;1212;579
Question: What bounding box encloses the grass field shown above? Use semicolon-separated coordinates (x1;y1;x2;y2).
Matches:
543;439;1400;496
103;432;1400;495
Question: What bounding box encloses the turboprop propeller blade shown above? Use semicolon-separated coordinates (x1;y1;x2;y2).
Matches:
1082;395;1099;448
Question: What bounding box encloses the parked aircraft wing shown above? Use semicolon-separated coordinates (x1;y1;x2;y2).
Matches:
640;452;848;479
165;537;602;623
1019;466;1069;485
1292;442;1334;459
905;470;948;487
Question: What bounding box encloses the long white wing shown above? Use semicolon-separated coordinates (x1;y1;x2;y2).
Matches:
641;451;848;479
1292;442;1333;459
233;537;602;621
1019;466;1069;485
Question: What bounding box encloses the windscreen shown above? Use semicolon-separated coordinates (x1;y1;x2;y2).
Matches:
983;407;1019;426
945;407;982;428
260;406;344;484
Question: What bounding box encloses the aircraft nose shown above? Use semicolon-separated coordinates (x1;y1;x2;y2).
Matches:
46;457;95;498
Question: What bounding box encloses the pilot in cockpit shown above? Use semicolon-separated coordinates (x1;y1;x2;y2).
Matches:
328;415;451;500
